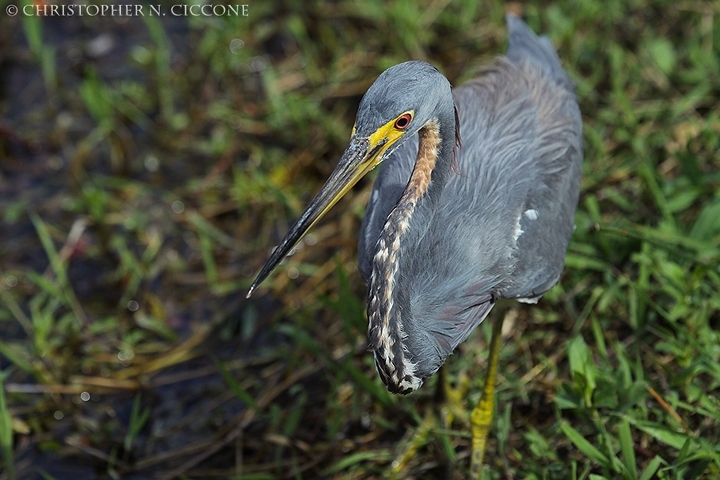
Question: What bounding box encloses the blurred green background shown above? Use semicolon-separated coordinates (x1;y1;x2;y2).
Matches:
0;0;719;478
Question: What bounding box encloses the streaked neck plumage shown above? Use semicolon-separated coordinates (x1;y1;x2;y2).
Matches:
367;104;457;394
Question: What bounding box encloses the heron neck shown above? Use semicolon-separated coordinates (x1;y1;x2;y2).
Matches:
366;111;456;394
416;110;457;214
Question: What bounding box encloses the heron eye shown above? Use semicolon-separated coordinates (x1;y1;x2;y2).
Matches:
394;113;412;130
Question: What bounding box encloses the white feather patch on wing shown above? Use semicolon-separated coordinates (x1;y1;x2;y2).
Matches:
513;213;524;244
517;295;541;304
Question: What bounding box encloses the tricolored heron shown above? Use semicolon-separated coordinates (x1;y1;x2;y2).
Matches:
248;15;582;476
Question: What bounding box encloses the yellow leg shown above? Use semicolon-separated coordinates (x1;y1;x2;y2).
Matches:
470;312;505;479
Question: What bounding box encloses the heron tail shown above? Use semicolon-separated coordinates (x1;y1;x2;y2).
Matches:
505;14;575;93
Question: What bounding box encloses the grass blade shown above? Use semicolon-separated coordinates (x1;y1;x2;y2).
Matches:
618;418;637;478
638;456;666;480
0;371;15;480
561;421;610;467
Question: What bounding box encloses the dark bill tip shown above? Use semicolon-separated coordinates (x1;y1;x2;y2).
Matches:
246;137;370;298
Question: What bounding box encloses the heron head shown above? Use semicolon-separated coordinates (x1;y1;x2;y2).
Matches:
247;61;453;297
354;60;453;146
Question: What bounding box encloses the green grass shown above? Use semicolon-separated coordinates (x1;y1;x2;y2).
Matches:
0;0;718;478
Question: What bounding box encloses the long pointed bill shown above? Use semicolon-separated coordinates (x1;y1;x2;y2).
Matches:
247;135;387;298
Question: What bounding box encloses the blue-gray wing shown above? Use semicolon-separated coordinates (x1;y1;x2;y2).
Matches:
497;14;583;300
